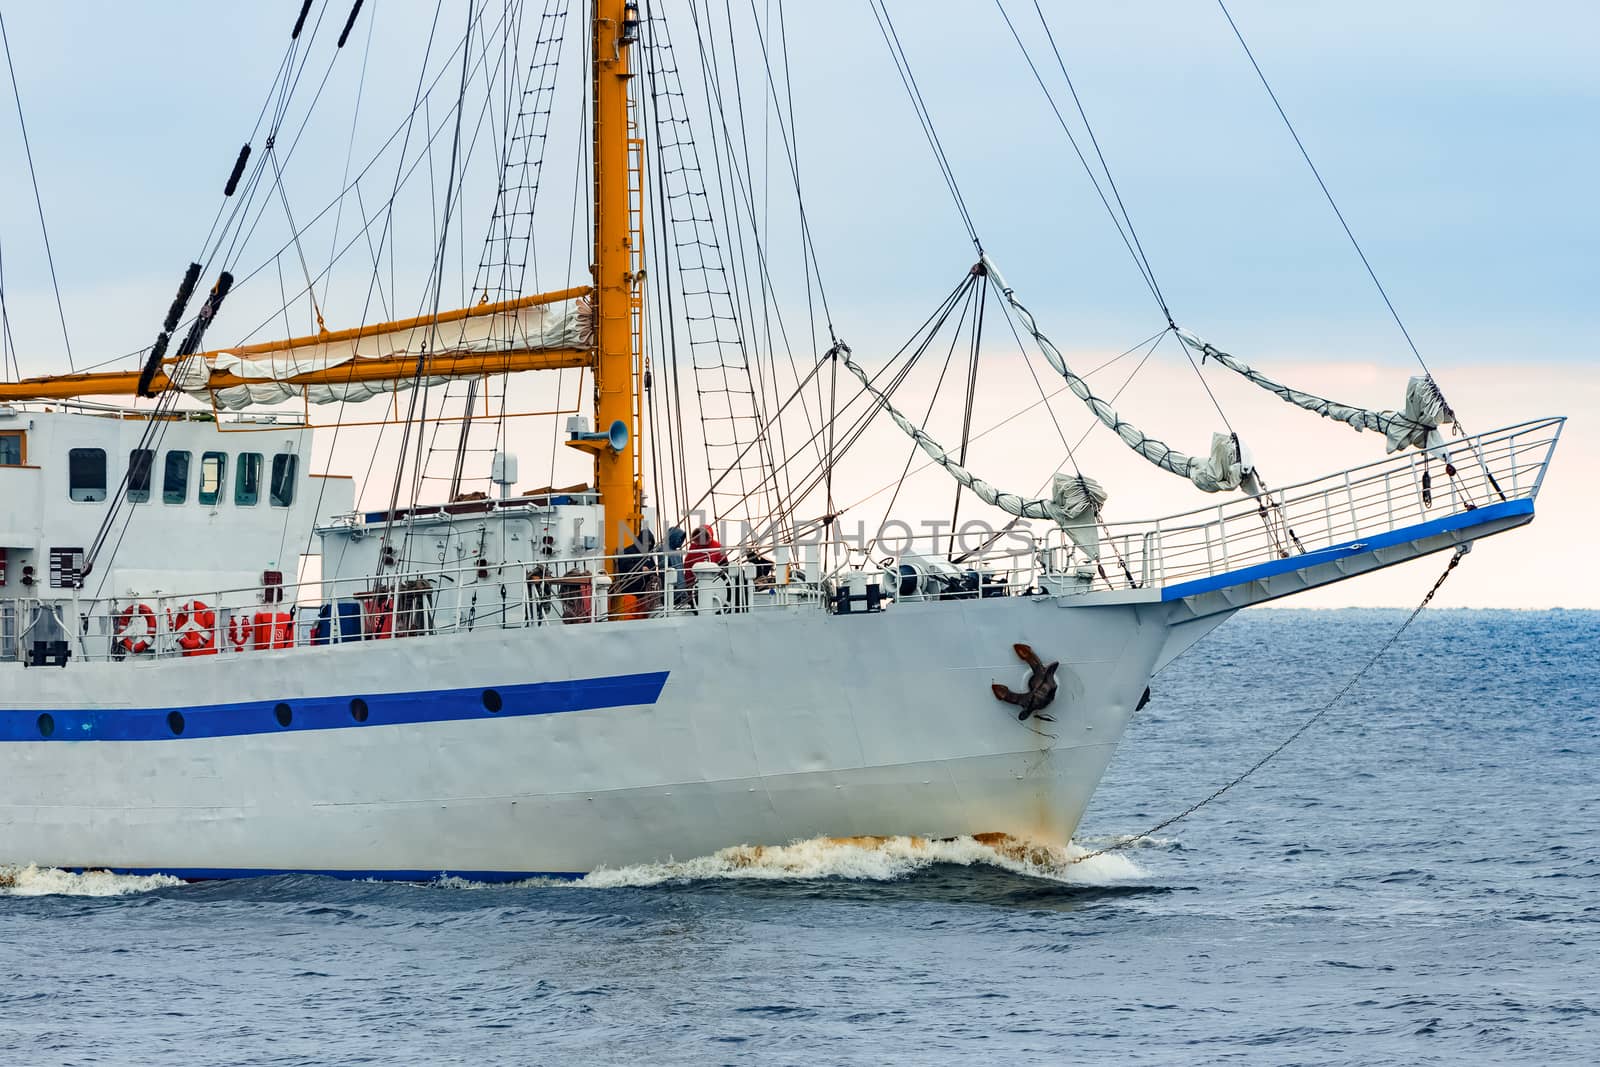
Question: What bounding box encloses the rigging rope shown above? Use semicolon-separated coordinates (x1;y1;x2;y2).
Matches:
838;329;1164;518
745;0;837;336
646;8;777;528
946;274;986;555
1178;328;1449;453
86;1;356;591
1070;542;1471;866
682;275;964;544
423;0;571;499
709;275;973;546
694;0;825;534
871;277;981;559
299;0;454;572
642;10;693;519
686;0;790;529
982;256;1258;495
383;0;477;557
997;0;1262;449
836;326;1102;532
741;0;847;535
267;142;328;333
993;0;1168;322
0;231;15;380
0;10;74;370
636;0;852;549
1215;0;1439;389
867;0;981;251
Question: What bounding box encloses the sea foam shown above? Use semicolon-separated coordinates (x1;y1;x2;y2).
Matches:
552;833;1146;889
1;835;1147;895
0;864;182;898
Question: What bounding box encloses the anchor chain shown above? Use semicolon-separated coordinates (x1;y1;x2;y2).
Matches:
1070;541;1471;867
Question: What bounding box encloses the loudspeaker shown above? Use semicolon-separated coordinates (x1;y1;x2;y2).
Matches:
607;419;630;453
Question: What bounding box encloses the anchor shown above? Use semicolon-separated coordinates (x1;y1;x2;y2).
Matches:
991;643;1059;722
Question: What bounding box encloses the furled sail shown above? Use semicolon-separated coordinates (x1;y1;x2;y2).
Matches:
1175;328;1454;454
0;289;594;406
1048;471;1110;562
174;297;592;411
979;256;1259;495
838;343;1108;558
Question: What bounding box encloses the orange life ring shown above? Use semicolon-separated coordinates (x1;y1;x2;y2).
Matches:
227;614;254;652
115;603;158;655
176;628;217;656
168;600;218;656
167;599;217;633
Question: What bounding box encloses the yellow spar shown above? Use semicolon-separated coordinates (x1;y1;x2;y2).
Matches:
0;286;595;403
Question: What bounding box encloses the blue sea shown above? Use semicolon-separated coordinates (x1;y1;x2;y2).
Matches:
3;609;1597;1065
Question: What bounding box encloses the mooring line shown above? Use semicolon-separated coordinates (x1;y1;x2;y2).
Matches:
1071;542;1471;866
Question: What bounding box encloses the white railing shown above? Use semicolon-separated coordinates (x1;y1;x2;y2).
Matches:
9;550;844;664
0;418;1562;665
1051;417;1563;591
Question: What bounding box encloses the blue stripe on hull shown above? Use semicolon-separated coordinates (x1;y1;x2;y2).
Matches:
1;671;669;742
1159;497;1533;602
83;867;582;883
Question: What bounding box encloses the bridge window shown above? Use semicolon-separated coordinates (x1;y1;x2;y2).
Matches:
0;430;23;466
163;451;191;504
127;449;155;503
235;452;263;506
68;448;107;502
270;454;297;507
199;451;227;506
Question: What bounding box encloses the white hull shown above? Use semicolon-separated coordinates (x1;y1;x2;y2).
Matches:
1;596;1171;878
0;418;1556;879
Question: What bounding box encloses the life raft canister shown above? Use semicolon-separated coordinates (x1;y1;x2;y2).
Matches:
168;600;218;657
253;611;294;650
115;603;159;655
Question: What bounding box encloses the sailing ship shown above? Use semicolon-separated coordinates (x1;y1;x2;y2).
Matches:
0;3;1563;879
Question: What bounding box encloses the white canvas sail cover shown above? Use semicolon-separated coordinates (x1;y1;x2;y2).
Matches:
1196;431;1262;496
839;345;1108;556
1176;328;1455;455
171;300;589;411
1051;472;1108;561
980;256;1259;495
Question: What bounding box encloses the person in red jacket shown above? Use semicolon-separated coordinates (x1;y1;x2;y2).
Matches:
682;524;725;585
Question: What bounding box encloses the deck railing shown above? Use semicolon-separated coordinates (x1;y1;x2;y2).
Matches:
0;418;1563;665
9;551;848;664
1061;416;1563;590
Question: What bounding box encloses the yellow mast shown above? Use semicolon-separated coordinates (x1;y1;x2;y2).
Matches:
586;0;643;559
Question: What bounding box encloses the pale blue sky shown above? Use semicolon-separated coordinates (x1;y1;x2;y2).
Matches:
0;2;1594;606
0;2;1595;372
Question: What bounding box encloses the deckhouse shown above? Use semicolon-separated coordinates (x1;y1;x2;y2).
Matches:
0;404;337;662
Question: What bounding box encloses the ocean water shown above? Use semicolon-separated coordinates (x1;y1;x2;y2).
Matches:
3;608;1597;1065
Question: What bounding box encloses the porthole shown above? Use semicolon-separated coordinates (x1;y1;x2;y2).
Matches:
350;698;369;723
274;702;293;728
167;710;186;736
37;713;55;738
482;689;503;713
